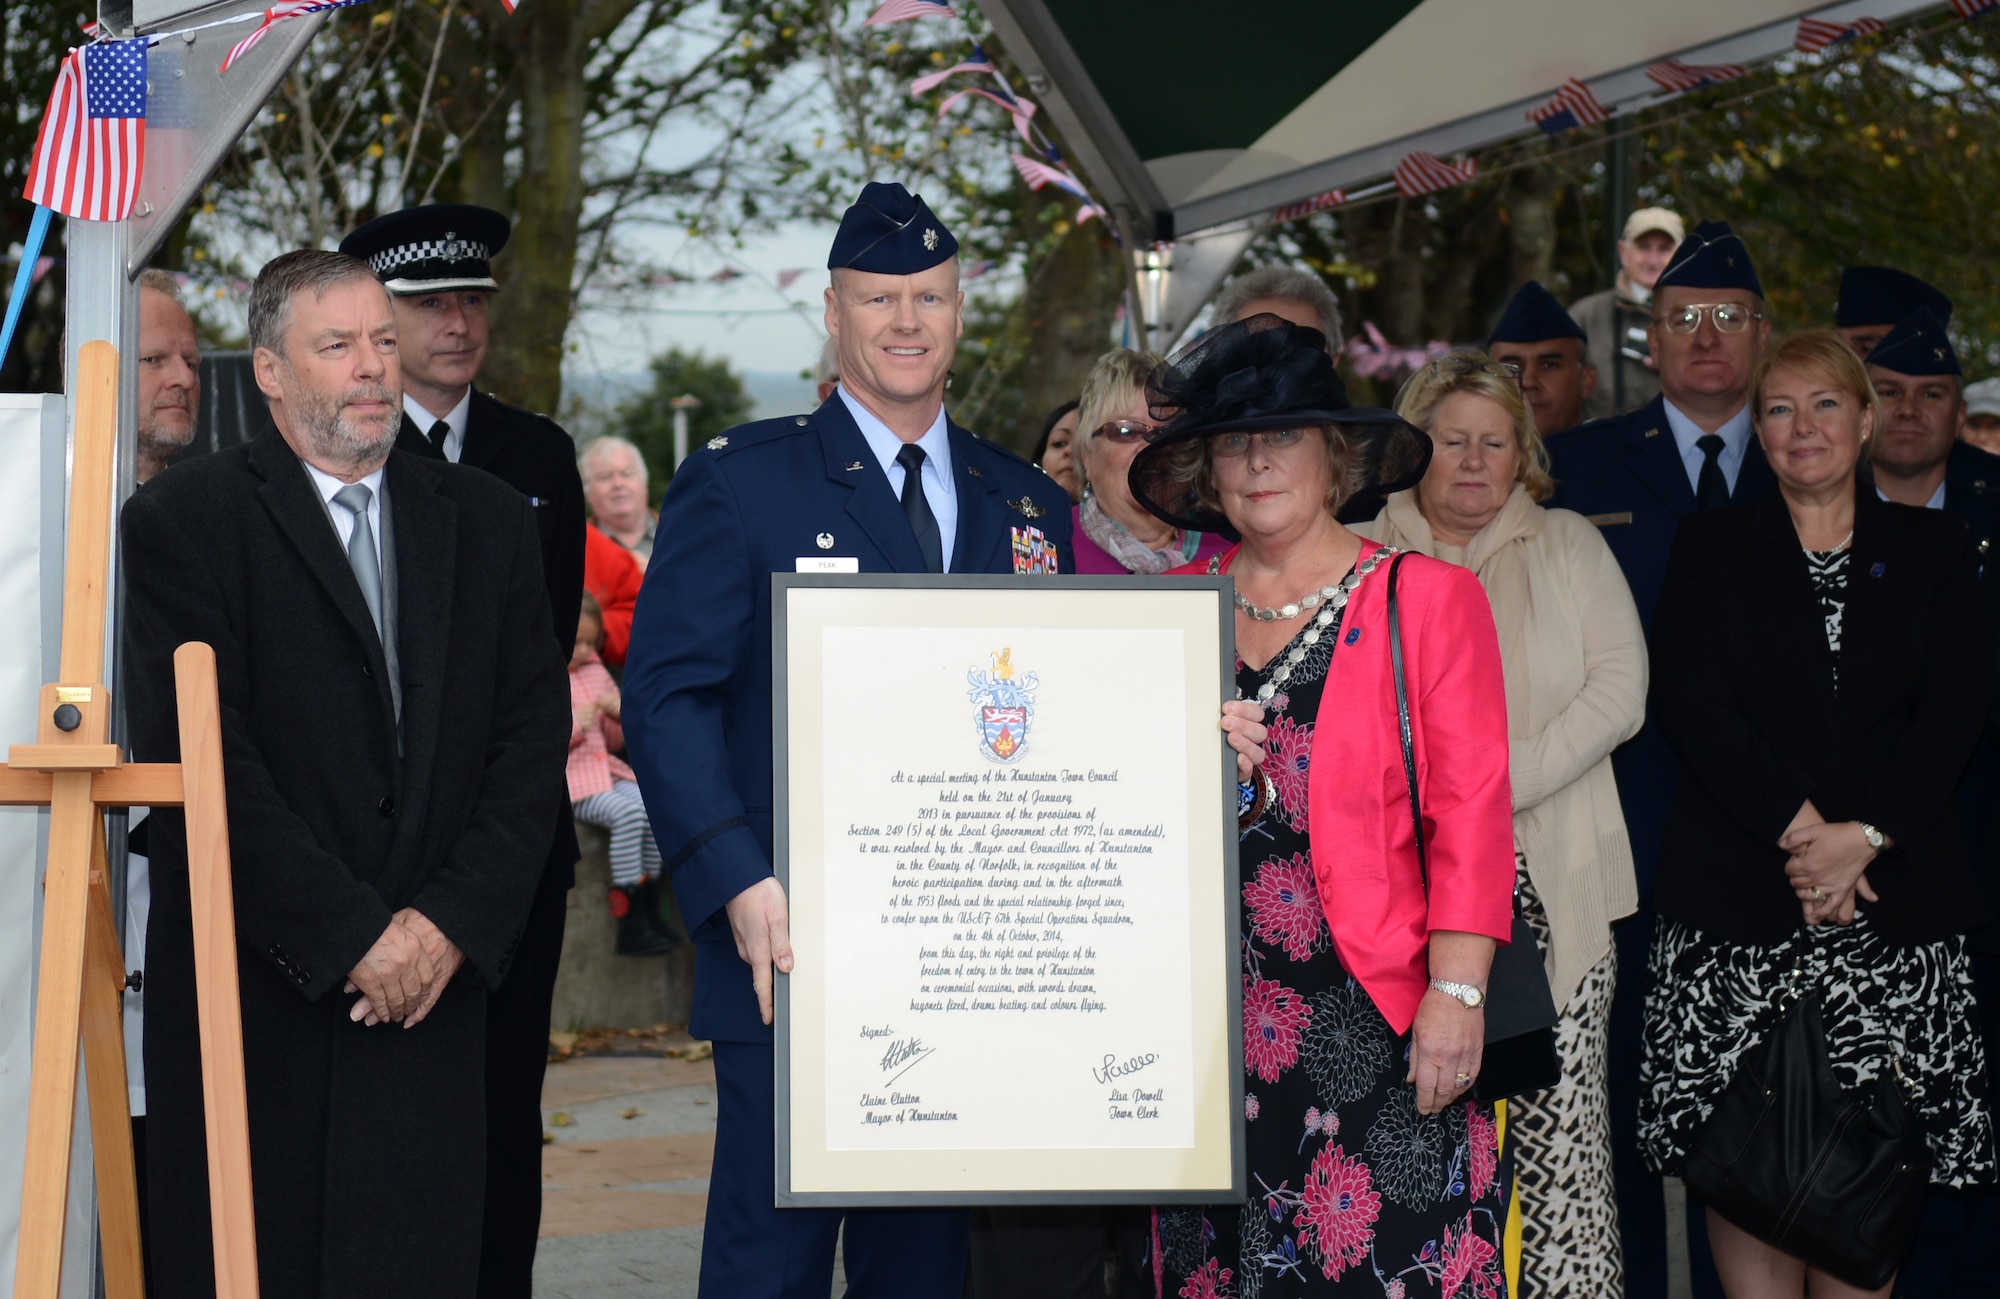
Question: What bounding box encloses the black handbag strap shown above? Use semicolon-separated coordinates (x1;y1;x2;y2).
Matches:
1387;551;1427;894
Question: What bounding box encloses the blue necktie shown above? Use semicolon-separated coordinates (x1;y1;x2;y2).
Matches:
897;443;944;573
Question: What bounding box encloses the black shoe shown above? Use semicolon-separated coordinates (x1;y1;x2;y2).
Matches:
611;887;677;957
635;877;686;951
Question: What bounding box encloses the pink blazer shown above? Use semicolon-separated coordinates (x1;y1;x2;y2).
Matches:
1175;545;1516;1034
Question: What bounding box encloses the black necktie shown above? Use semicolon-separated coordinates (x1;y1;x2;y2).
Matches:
428;418;451;452
896;443;944;573
1695;434;1730;511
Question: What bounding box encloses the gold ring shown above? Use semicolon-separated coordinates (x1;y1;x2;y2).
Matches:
1812;887;1826;901
1455;1072;1472;1085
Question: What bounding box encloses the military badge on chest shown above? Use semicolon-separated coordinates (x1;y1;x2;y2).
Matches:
1012;525;1058;574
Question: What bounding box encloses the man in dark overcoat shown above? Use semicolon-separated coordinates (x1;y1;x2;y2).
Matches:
622;182;1074;1299
122;249;569;1298
340;205;587;1295
1544;220;1775;1299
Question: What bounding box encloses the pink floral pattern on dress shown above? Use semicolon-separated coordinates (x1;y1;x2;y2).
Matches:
1244;852;1326;961
1263;713;1313;831
1465;1103;1498;1200
1438;1216;1503;1299
1242;977;1312;1083
1297;1144;1379;1280
1178;1258;1234;1299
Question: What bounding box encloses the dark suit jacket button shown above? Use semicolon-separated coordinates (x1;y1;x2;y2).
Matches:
362;663;373;678
378;796;395;817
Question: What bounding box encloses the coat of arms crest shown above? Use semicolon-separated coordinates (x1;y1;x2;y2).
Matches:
967;648;1038;763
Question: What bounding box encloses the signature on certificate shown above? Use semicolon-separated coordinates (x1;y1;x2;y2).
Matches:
1092;1050;1159;1085
879;1036;936;1086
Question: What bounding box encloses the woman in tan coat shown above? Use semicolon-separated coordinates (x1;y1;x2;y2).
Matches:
1359;352;1647;1298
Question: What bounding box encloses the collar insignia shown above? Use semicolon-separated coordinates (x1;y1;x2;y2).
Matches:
1007;496;1045;520
966;465;983;478
706;436;729;451
845;460;866;471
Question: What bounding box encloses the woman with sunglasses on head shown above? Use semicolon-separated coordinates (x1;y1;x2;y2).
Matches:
1357;351;1646;1299
1133;315;1517;1297
1069;348;1233;574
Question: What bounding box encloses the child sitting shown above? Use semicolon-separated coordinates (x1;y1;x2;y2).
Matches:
568;593;679;956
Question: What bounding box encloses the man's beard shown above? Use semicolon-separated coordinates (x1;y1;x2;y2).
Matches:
291;376;399;474
137;405;195;458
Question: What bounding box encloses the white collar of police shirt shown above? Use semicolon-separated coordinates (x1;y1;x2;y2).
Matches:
403;386;475;464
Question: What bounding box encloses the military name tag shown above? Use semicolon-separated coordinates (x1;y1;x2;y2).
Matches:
797;556;860;573
1585;511;1634;528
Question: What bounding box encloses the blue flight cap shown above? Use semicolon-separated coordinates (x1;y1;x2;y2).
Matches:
1654;220;1763;298
1865;308;1960;378
827;182;958;274
1488;280;1586;346
1835;266;1953;329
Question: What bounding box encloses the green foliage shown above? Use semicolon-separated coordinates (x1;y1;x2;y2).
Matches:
613;347;755;498
0;3;87;391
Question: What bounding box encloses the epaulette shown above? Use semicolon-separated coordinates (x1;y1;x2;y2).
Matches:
961;429;1043;475
693;412;824;459
478;389;576;439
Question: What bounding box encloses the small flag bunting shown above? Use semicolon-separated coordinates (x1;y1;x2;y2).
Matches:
864;0;955;26
25;40;148;222
1794;15;1885;53
221;1;370;75
1527;78;1608;135
1271;189;1347;223
963;259;998;280
1645;59;1748;93
776;268;808;290
941;87;1036;144
1393;151;1477;199
1952;0;1998;17
1012;153;1091;204
910;45;994;96
707;268;743;285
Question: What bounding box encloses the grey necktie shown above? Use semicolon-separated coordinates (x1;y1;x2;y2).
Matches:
331;483;384;640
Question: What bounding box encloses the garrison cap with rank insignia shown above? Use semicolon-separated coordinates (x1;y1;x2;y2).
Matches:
1654;219;1763;298
339;203;511;295
1866;308;1961;377
1836;266;1953;329
827;181;957;274
1489;279;1586;346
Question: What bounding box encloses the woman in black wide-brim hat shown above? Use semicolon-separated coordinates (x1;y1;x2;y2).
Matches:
1138;316;1519;1298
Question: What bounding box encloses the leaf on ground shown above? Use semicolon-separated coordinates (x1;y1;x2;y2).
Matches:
549;1111;575;1127
620;1107;645;1120
541;1130;554;1145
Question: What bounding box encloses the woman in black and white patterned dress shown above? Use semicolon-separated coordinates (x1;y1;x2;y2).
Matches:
1642;331;1998;1297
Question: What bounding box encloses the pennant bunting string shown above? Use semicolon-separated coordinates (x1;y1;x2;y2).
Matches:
1527;77;1608;134
1794;15;1885;52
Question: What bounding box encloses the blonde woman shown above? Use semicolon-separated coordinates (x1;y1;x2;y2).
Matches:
1069;348;1231;574
1359;351;1647;1298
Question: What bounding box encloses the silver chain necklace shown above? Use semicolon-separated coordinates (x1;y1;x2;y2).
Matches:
1218;546;1398;706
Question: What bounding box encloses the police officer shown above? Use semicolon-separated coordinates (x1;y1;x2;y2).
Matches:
621;182;1073;1299
1486;279;1597;438
1545;219;1776;1299
339;204;587;1299
1834;264;1953;361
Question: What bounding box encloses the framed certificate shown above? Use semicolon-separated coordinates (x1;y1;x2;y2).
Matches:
772;574;1244;1206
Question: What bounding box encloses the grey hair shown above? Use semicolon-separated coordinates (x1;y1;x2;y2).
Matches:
137;267;182;302
1076;347;1164;467
578;434;648;484
246;250;380;358
1212;265;1345;353
815;335;840;385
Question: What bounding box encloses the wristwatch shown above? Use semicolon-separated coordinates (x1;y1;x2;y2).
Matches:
1428;978;1485;1008
1859;822;1885;851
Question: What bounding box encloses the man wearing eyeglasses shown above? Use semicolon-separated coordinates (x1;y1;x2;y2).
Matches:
1545;218;1776;1299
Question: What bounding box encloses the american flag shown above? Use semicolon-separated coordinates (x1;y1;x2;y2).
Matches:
1527;78;1609;134
963;259;998;280
1646;58;1748;93
221;0;371;75
1794;15;1886;52
1271;188;1348;223
1393;151;1477;198
24;41;148;222
941;86;1036;144
864;0;955;26
911;46;994;96
1952;0;1998;17
776;268;808;290
1011;154;1091;203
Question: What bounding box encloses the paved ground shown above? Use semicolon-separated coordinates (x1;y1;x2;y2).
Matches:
532;1052;848;1298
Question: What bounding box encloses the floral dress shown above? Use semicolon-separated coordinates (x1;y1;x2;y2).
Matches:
1156;557;1509;1299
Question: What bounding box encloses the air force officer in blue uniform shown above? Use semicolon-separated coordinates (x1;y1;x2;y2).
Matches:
621;183;1073;1299
1543;220;1775;1299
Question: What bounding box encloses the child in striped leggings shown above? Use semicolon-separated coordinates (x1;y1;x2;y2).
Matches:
569;594;679;957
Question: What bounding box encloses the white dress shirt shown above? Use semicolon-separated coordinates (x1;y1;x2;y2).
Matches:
837;385;958;571
403;387;473;463
1662;398;1755;498
1879;479;1948;510
302;460;387;566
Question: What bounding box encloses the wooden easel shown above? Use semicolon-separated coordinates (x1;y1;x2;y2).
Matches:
0;340;259;1297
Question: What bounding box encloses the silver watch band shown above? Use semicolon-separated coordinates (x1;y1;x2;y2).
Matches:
1428;978;1485;1008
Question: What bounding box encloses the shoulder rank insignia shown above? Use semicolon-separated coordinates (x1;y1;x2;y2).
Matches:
1006;496;1045;520
706;436;729;451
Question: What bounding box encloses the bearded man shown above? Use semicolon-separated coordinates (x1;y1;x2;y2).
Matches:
121;249;569;1298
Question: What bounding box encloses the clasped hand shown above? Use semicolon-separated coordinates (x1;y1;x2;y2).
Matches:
1780;820;1880;927
344;908;465;1028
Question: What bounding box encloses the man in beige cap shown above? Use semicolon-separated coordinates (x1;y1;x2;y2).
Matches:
1569;206;1685;422
1962;377;2000;456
